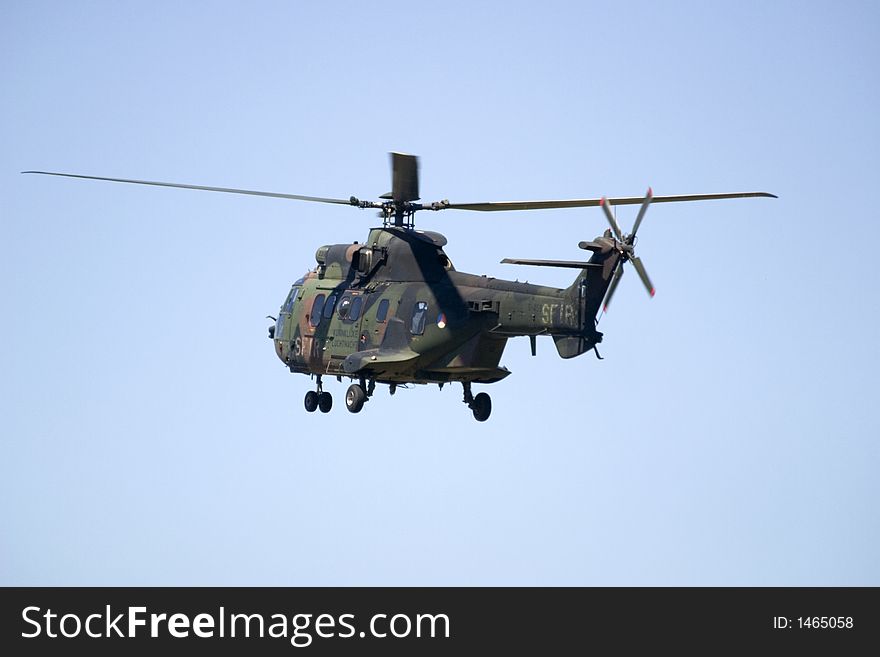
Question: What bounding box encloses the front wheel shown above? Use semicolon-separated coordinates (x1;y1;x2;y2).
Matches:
345;384;366;413
304;390;319;413
318;391;333;413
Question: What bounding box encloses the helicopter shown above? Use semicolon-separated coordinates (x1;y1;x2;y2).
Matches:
24;154;775;421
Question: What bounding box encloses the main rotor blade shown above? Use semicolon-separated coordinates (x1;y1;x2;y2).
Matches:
433;191;776;212
390;152;419;202
21;171;359;206
603;264;624;312
629;256;655;297
600;197;624;241
630;187;653;238
501;258;602;269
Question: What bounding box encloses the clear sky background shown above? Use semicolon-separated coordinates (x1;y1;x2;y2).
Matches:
2;1;878;585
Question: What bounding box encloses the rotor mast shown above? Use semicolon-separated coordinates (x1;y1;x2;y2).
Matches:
385;151;419;229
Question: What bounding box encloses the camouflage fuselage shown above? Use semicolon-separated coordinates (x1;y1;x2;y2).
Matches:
272;227;616;385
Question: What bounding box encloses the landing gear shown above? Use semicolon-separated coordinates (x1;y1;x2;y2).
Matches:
462;382;492;422
345;384;366;413
345;375;374;413
471;393;492;422
305;375;333;413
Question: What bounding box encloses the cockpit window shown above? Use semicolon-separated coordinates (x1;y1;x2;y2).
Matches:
282;287;299;313
338;296;352;320
349;296;363;321
310;294;326;327
410;301;428;335
438;250;454;270
323;294;337;319
337;295;362;322
376;299;390;323
275;286;300;337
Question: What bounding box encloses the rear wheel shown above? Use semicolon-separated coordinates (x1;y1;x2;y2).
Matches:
345;384;366;413
471;392;492;422
318;392;333;413
304;390;319;413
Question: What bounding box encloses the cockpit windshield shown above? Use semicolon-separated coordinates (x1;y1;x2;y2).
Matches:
275;286;300;338
283;287;300;313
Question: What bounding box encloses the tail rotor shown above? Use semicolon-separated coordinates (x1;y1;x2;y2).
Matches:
599;188;655;311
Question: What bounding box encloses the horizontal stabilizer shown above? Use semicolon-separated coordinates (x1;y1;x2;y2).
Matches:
578;240;606;253
501;258;601;269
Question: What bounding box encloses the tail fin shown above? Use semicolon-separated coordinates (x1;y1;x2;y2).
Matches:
501;236;620;359
553;243;620;358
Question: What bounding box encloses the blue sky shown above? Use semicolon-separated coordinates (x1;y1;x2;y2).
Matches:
2;1;878;585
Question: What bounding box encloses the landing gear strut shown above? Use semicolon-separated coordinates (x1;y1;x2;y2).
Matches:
462;382;492;422
305;375;333;413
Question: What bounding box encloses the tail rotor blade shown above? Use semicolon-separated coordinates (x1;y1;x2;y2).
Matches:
599;197;624;241
629;256;655;297
630;187;653;238
603;264;624;312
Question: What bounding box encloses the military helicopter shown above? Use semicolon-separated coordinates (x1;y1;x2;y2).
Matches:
24;154;775;421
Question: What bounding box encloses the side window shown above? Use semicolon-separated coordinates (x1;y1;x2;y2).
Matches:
323;294;337;319
349;297;363;321
376;298;390;323
310;294;325;327
338;296;352;320
410;301;428;335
